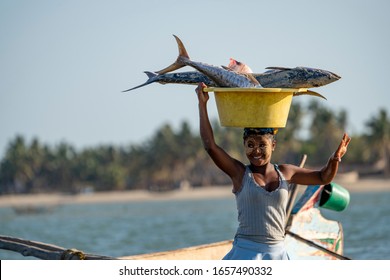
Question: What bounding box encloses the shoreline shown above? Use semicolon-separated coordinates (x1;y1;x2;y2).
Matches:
0;186;234;208
0;177;389;208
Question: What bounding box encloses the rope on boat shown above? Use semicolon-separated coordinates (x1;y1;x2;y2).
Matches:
286;230;351;260
61;248;86;260
0;235;115;260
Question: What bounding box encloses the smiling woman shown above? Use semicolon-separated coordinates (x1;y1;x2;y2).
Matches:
195;82;351;260
243;128;276;163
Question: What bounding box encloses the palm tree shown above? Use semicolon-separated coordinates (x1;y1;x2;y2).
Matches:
305;101;346;165
273;102;304;163
365;109;390;176
0;136;33;193
44;142;76;192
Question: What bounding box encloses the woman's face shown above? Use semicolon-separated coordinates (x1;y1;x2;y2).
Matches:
244;135;275;166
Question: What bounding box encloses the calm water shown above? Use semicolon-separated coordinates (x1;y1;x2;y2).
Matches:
1;191;389;260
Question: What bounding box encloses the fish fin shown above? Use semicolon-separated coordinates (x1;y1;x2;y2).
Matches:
245;73;261;86
293;90;327;100
265;67;292;71
155;35;189;75
122;71;158;92
144;71;157;79
221;65;234;71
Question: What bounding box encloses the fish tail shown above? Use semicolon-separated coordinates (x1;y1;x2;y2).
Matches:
122;81;150;92
144;71;158;79
155;35;189;75
122;71;158;92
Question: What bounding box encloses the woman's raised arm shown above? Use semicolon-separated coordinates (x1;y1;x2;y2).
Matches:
195;83;245;190
281;133;351;185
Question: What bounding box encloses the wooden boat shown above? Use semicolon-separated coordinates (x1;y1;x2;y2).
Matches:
121;183;349;260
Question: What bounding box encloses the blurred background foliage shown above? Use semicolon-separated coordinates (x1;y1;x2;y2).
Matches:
1;101;389;194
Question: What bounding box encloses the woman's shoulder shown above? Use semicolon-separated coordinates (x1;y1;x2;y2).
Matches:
274;163;292;170
274;163;298;180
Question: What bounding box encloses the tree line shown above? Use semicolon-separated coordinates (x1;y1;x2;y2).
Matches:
1;100;389;195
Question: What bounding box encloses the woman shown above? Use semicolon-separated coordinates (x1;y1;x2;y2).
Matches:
195;82;351;260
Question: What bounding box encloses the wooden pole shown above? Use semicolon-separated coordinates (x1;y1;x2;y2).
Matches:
285;154;307;228
0;235;114;260
286;230;351;260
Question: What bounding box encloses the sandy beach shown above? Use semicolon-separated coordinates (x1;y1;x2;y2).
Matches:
0;177;389;209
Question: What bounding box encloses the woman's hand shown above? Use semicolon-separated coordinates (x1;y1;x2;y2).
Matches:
333;133;352;161
195;82;209;104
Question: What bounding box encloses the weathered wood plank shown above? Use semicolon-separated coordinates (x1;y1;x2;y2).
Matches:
0;235;114;260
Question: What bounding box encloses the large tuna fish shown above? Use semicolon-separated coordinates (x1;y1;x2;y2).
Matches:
154;35;261;88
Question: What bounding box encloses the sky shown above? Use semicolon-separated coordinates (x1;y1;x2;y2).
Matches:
1;0;390;157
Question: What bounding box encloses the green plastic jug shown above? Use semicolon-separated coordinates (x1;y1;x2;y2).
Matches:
319;182;350;211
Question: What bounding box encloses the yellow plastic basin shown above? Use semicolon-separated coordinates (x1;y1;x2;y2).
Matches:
204;88;307;128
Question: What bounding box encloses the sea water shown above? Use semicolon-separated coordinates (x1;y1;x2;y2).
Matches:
0;191;389;260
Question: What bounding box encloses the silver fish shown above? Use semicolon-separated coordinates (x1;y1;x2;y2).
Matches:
124;71;216;92
155;35;261;88
261;66;340;88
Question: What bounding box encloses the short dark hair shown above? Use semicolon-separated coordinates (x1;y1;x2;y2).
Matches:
243;128;278;139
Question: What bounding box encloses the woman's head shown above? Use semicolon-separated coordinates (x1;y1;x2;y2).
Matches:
243;128;277;166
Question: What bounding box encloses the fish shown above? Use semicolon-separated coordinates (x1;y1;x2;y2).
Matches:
222;58;253;73
154;35;262;88
261;66;341;88
124;71;216;92
123;57;254;92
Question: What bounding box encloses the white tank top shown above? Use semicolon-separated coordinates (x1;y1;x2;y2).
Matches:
235;164;290;244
